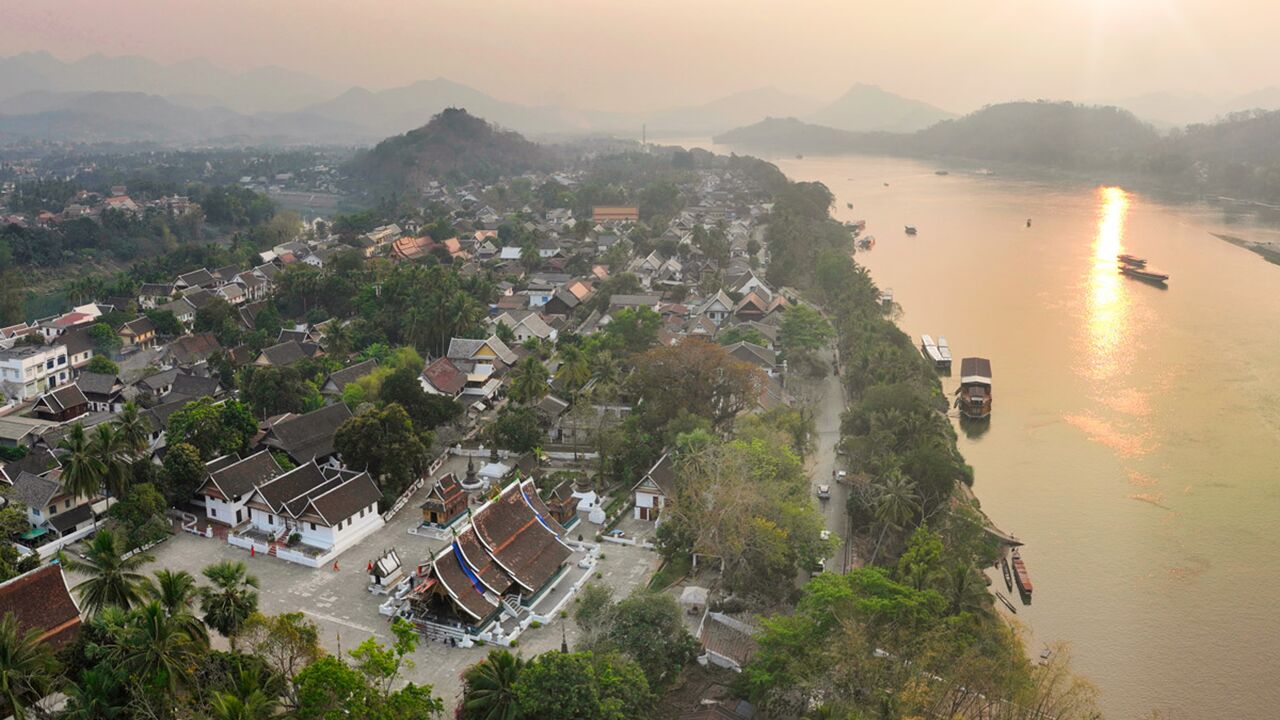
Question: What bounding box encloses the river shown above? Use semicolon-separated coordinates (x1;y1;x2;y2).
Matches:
674;141;1280;719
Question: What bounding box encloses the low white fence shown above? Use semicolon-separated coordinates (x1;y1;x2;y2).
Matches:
380;451;450;523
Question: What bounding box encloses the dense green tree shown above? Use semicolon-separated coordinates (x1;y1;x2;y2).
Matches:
599;307;661;357
512;651;650;720
84;355;119;374
489;406;542;454
380;367;460;430
240;612;323;708
106;482;169;550
334;403;429;502
147;568;211;646
87;322;122;356
144;308;185;337
114;401;152;459
586;591;699;691
161;442;206;505
240;365;318;418
167;398;257;460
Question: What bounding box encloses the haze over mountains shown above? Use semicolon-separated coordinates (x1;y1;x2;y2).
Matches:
2;51;1280;147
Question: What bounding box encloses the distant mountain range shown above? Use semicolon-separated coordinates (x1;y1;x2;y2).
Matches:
5;51;1280;148
0;52;970;146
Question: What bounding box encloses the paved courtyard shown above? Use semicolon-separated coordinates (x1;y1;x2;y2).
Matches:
89;453;661;708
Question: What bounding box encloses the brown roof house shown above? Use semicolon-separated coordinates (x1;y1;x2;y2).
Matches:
31;384;89;422
197;450;285;527
419;357;467;398
0;564;82;650
231;461;383;566
261;403;353;464
632;451;676;522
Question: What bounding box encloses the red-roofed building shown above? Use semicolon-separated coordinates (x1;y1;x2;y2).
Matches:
0;564;81;650
420;357;466;397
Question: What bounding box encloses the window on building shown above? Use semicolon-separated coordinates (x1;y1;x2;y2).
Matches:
64;499;71;509
267;516;273;526
309;522;316;531
210;508;217;519
48;506;57;515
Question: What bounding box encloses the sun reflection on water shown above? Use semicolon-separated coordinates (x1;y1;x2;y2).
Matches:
1086;186;1130;380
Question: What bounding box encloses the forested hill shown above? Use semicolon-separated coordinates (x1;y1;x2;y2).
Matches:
908;102;1159;168
347;108;549;190
716;101;1160;169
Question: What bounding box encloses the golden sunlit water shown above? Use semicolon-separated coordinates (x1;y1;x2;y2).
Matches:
1086;186;1130;381
675;140;1280;720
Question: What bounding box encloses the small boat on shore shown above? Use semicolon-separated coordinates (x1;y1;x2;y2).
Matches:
846;202;853;209
956;357;992;419
1118;253;1147;267
857;235;876;250
920;334;951;372
904;225;918;235
1011;548;1033;603
1001;554;1014;592
1119;265;1170;285
995;591;1018;614
935;170;949;176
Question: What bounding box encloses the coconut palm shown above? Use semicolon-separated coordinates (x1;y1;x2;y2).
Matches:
462;649;526;720
60;665;128;720
944;563;991;617
57;423;105;523
321;321;353;360
110;601;203;693
0;612;58;720
206;666;279;720
869;470;921;564
508;356;550;405
200;560;260;650
67;529;155;615
114;401;152;460
148;569;209;645
554;345;592;397
89;423;131;498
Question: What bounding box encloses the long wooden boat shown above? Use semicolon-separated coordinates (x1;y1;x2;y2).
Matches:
1001;554;1013;592
1011;548;1033;602
1119;265;1170;285
1117;253;1147;267
995;591;1018;614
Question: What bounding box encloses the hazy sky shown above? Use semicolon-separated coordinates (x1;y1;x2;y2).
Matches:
4;0;1276;112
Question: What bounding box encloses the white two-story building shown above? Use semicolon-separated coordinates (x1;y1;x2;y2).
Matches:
0;344;70;403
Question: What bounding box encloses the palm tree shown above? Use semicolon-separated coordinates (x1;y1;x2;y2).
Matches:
944;563;991;617
58;423;105;525
200;560;260;650
462;649;525;720
89;423;131;499
60;665;128;720
68;529;155;615
114;401;151;460
148;569;209;645
321;321;353;360
554;345;592;397
0;613;58;720
508;356;550;405
870;470;921;565
110;601;203;693
206;666;279;720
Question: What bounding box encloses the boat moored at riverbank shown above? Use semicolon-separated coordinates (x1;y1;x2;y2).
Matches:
1011;548;1033;604
920;334;952;372
956;357;992;419
1118;253;1147;267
